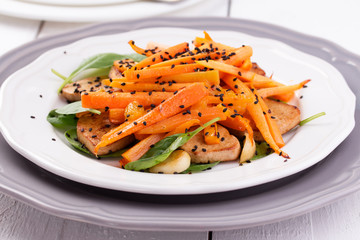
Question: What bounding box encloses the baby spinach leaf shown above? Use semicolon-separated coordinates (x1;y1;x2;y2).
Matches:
47;110;78;129
55;101;101;115
55;53;146;93
65;128;91;154
181;161;220;174
251;141;274;160
125;118;220;171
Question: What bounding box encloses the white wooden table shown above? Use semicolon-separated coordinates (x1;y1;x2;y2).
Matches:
1;0;359;239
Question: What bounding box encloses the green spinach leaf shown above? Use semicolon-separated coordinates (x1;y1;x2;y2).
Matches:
299;112;326;126
125;118;220;171
251;141;274;160
47;110;78;129
181;161;220;174
54;53;146;93
65;128;91;154
55;101;101;115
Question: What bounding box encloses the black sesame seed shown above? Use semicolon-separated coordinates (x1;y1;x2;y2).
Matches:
202;148;207;152
30;116;35;119
179;105;185;108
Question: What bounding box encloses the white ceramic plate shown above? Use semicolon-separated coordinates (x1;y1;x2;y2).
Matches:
0;0;203;22
0;27;355;195
18;0;135;6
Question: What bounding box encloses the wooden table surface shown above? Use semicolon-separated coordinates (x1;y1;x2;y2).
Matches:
1;0;359;239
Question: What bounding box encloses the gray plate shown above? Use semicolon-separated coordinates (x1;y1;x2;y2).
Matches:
0;17;359;231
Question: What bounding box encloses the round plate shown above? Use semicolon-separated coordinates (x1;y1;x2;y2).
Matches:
0;0;203;22
18;0;136;7
0;27;355;195
0;17;359;230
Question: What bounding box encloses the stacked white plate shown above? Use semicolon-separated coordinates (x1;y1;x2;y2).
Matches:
0;0;204;22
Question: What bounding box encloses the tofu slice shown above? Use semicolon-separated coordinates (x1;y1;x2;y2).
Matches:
77;112;134;156
181;125;240;163
61;77;102;102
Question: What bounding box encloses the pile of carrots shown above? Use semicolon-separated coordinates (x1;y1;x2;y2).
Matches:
81;31;309;166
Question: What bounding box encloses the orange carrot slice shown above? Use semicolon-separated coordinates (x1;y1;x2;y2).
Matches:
131;42;189;70
124;101;146;122
128;40;154;57
113;59;136;73
110;82;195;92
221;74;288;157
121;133;165;164
196;60;275;85
81;92;173;109
204;123;220;145
257;79;311;99
110;70;220;86
108;108;125;124
165;119;201;137
124;63;204;80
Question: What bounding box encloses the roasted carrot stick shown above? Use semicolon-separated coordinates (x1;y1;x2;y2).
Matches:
124;101;146;122
204;123;220;145
203;30;213;41
81;91;173;109
165;119;201;137
121;133;165;164
113;59;136;73
221;74;288;157
110;82;196;92
128;40;154;57
124;63;204;80
110;70;220;85
257;79;311;99
137;106;227;135
256;93;285;148
131;42;189;70
94;83;208;154
196;60;274;85
193;37;235;50
108;108;125;124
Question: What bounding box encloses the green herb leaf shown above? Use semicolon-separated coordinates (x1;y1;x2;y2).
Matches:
55;101;101;115
55;53;146;93
47;110;78;129
251;141;274;160
101;148;128;158
125;118;221;171
65;128;91;154
181;161;220;174
299;112;326;126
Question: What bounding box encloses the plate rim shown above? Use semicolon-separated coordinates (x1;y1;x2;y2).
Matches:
0;17;359;231
0;0;204;22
